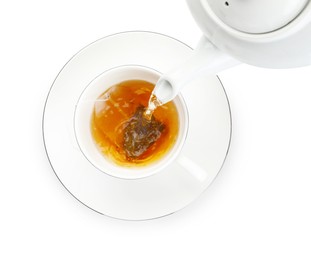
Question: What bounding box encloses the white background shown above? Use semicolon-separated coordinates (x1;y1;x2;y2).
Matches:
1;0;311;259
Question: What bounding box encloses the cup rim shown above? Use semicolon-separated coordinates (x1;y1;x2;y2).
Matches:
74;64;189;180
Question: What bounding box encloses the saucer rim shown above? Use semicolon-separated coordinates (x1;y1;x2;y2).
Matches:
42;30;232;221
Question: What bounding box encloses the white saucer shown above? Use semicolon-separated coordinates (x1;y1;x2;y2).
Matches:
43;31;231;220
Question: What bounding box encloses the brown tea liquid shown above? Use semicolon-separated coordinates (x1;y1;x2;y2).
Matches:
91;80;179;167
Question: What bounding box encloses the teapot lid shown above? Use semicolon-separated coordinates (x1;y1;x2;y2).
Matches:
187;0;311;68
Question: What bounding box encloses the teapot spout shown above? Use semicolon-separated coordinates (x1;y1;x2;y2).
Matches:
153;36;240;104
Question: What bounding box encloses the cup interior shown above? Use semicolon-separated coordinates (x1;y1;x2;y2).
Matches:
74;65;188;180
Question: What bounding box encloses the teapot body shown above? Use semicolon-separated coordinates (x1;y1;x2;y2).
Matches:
187;0;311;68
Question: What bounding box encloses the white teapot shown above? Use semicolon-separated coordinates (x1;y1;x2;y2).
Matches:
154;0;311;104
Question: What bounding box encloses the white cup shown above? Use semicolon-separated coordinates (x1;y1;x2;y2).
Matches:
74;65;189;180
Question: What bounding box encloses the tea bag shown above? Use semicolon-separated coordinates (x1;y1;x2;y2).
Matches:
123;105;165;159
